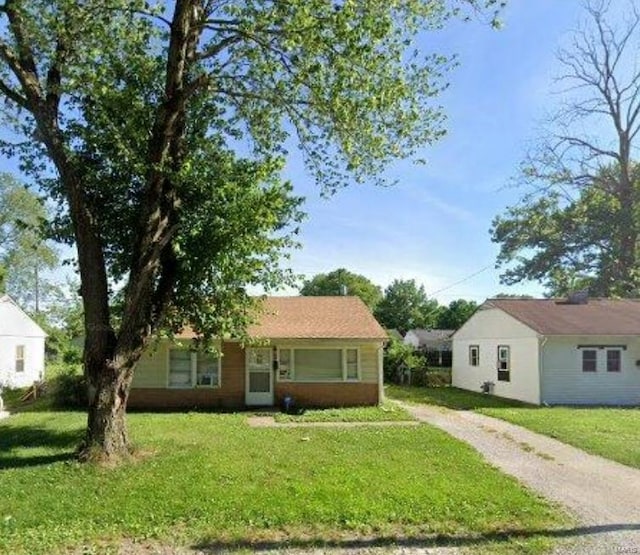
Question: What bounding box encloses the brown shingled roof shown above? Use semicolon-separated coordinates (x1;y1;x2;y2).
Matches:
486;298;640;336
248;296;387;340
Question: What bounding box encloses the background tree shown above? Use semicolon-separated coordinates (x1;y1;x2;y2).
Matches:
300;268;382;310
375;279;440;334
492;1;640;297
0;173;59;312
435;299;477;329
0;0;500;461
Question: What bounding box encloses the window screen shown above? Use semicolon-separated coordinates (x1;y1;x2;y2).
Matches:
606;350;621;372
346;349;358;379
15;345;25;373
294;349;342;380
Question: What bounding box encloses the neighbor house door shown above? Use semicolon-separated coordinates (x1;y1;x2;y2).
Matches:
245;347;274;406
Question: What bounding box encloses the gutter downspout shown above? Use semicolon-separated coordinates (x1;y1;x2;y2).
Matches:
538;335;548;405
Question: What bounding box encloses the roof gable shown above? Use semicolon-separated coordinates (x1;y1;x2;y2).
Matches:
485;298;640;336
0;295;47;338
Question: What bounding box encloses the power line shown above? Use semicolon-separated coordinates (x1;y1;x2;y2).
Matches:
427;265;493;298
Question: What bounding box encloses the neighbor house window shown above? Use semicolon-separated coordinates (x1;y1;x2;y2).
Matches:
469;345;479;367
169;349;222;388
582;349;597;372
497;345;510;382
606;349;621;373
277;347;360;382
15;345;25;373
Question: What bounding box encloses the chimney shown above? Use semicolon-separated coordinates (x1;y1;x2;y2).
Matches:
567;289;589;305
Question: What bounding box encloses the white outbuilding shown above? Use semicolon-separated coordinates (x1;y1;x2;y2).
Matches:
452;296;640;405
0;295;46;388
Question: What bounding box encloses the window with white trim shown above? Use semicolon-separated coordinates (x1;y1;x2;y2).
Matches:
497;345;510;382
345;348;359;380
169;349;221;388
469;345;479;367
15;345;25;373
582;349;597;372
276;347;360;382
606;349;622;372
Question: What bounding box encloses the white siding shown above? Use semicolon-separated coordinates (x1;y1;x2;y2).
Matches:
452;307;541;404
403;331;419;349
0;296;46;388
541;336;640;405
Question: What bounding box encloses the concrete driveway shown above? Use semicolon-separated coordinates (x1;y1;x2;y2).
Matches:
398;402;640;554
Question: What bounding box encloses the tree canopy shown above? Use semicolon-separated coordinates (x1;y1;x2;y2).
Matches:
300;268;382;309
0;173;59;311
374;279;439;334
435;299;477;329
492;1;640;297
0;0;501;460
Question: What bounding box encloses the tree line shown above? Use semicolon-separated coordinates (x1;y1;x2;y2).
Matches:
300;268;478;334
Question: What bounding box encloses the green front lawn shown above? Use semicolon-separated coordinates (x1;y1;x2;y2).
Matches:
0;410;569;554
273;401;414;423
387;385;640;469
386;384;530;410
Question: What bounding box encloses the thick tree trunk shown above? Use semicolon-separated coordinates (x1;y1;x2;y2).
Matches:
80;358;134;462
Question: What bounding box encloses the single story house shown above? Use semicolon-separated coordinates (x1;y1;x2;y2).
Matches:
404;329;454;366
0;295;46;388
452;297;640;405
129;296;387;409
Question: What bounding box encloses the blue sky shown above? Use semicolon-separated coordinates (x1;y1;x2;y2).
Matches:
278;1;594;303
0;1;618;304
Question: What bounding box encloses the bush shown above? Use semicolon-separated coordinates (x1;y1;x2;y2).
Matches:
383;338;425;382
50;367;87;408
409;368;452;387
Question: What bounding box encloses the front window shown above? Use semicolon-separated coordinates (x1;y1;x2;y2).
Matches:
469;345;479;367
197;352;220;386
497;345;510;382
295;349;343;381
582;349;597;372
169;349;192;387
15;345;25;373
169;348;222;388
606;349;621;372
276;347;361;382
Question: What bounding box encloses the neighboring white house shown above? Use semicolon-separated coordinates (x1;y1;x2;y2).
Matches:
452;297;640;405
0;295;46;388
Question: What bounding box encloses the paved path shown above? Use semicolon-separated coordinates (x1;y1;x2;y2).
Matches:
398;402;640;554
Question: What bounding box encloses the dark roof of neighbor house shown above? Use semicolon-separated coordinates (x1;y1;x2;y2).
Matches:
179;296;387;340
406;329;455;344
486;298;640;336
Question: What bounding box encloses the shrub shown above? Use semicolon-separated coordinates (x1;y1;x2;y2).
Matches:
50;367;87;408
384;337;425;382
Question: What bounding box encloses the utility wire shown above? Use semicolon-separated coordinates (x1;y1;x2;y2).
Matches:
427;265;493;298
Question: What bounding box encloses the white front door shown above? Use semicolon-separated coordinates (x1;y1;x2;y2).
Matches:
245;347;274;406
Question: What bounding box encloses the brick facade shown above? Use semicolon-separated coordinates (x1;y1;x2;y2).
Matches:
128;341;380;409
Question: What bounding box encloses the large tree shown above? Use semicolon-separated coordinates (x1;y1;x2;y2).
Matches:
300;268;382;309
435;298;477;329
0;0;500;461
0;173;59;311
374;279;440;334
492;1;640;296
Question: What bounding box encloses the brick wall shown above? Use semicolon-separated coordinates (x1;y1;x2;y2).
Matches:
274;382;379;407
128;341;246;409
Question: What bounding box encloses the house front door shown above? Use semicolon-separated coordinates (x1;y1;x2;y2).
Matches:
245;347;274;406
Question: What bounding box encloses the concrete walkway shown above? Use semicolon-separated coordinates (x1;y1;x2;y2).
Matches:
398;402;640;554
